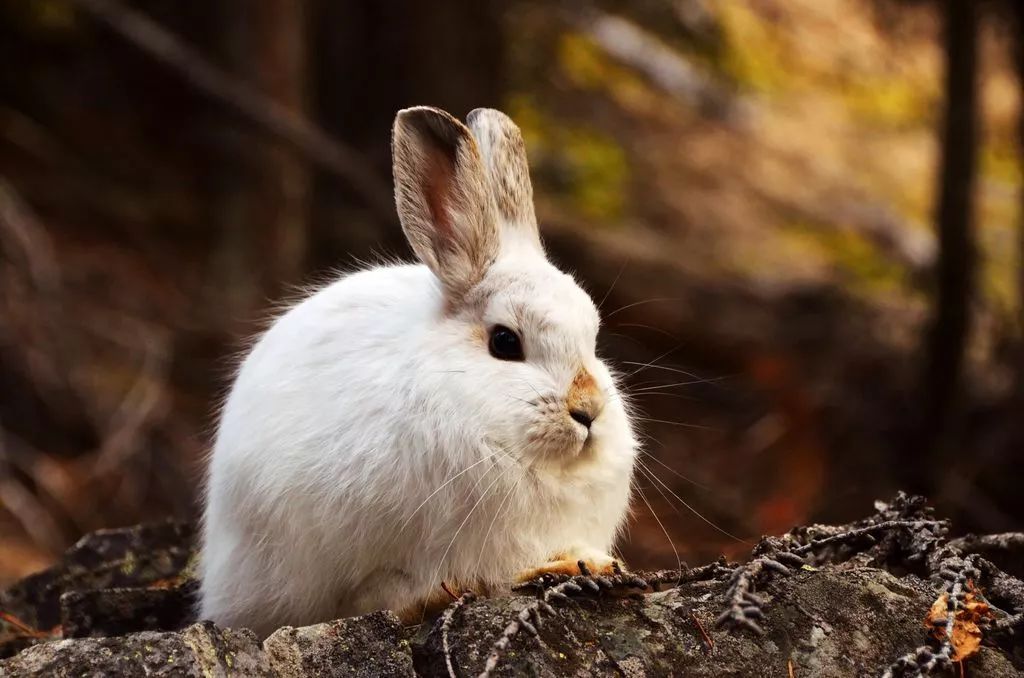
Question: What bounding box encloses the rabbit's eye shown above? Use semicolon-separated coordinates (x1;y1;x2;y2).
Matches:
488;325;524;361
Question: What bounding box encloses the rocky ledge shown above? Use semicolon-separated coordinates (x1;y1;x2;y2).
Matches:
1;495;1023;677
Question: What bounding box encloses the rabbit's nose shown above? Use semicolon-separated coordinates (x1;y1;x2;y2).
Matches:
567;367;603;433
569;409;594;429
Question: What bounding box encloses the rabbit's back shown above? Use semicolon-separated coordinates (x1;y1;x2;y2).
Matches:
200;264;444;634
212;263;442;476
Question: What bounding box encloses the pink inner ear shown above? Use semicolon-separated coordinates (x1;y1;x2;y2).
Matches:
423;143;456;243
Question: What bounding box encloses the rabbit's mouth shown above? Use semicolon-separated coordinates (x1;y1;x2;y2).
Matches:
519;416;592;468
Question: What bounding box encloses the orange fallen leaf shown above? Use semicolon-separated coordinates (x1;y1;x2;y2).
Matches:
0;610;60;643
923;581;994;662
925;594;949;627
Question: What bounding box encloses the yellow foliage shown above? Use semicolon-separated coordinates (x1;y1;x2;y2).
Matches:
508;95;629;222
717;2;789;94
778;221;909;297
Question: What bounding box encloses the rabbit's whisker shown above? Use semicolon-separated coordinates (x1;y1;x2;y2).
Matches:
473;464;525;574
507;394;538;408
640;450;711;492
603;332;650;352
596;260;627;311
627;392;698;401
635;459;680;515
514;378;546;402
399;451;501;532
603;297;681;321
637;455;749;545
620;361;728;386
632;416;720;432
632;481;683;575
622;345;684;379
629;376;732;392
614;322;678;341
423;460;509;619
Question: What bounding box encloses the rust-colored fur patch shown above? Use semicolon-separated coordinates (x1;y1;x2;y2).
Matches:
515;557;618;582
470;325;487;346
567;368;600;414
395;579;497;625
396;588;454;625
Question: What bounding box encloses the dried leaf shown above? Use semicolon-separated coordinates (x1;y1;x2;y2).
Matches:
924;593;949;628
922;582;994;662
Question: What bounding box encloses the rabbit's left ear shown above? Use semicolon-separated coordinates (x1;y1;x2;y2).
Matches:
393;107;500;302
467;109;543;253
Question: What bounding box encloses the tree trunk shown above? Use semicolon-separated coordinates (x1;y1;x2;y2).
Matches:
1013;1;1024;400
212;0;310;326
308;0;505;269
915;0;979;482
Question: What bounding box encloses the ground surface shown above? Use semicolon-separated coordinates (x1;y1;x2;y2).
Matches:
0;495;1022;677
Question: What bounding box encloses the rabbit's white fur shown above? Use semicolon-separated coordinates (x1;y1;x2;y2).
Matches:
199;107;637;638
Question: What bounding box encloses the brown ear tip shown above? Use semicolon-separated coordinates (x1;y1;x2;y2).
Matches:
395;105;451;122
467;108;512;125
395;106;468;148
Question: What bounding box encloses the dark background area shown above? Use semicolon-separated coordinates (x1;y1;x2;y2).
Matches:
0;0;1022;586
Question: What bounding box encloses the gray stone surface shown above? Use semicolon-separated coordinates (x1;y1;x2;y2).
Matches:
2;500;1023;676
4;566;1020;677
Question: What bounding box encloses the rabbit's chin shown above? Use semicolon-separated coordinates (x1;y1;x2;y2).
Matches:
514;421;627;472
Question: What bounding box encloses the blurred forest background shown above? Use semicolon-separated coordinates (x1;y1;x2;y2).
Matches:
0;0;1022;586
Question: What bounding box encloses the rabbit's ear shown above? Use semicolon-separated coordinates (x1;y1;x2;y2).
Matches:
467;108;542;253
393;107;499;301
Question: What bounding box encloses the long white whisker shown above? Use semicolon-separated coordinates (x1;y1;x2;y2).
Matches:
629;376;733;392
641;450;712;492
634;483;682;575
473;468;524;573
603;297;680;321
597;260;627;310
623;345;684;379
639;455;750;545
626;392;698;401
614;322;678;341
635;459;680;515
399;451;500;532
633;416;720;432
514;378;545;401
620;361;730;385
423;462;509;618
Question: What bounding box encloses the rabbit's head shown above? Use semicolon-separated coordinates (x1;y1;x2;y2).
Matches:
392;107;635;469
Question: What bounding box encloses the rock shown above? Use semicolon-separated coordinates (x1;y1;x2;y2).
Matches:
1;521;194;633
264;612;416;677
60;580;198;639
411;567;1019;677
2;497;1023;676
1;613;415;678
0;622;262;677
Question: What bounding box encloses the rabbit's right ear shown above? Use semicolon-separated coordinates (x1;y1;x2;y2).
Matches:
393;107;499;302
467;108;542;254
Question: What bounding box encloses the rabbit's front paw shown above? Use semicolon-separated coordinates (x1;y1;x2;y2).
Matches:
515;551;621;582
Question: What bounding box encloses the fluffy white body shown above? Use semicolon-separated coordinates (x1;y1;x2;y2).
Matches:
199;107;637;637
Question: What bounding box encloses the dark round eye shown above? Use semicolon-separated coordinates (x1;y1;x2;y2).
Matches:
488;325;524;361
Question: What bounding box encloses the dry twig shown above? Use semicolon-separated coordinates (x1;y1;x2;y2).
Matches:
441;591;476;678
66;0;394;220
479;562;647;678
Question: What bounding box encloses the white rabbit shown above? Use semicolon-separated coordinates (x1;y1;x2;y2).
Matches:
198;106;637;638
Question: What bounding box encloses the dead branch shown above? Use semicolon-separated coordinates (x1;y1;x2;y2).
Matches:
441;591;476;678
480;561;648;677
66;0;395;222
565;8;739;121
